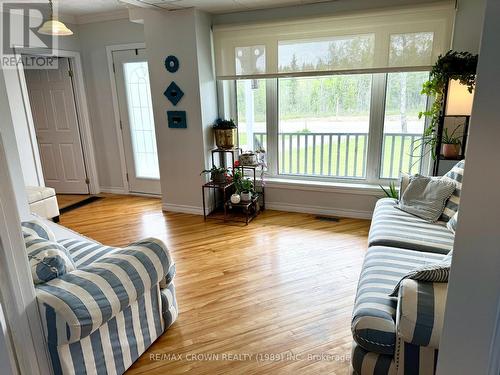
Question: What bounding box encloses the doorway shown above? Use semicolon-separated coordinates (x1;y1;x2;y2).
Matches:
112;48;161;195
24;56;90;195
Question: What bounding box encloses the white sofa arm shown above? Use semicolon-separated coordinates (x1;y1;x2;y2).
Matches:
396;279;448;349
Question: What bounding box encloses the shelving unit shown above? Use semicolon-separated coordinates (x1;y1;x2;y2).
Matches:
202;149;265;225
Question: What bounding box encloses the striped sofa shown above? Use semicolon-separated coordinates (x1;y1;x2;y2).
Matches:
23;218;178;375
351;161;463;375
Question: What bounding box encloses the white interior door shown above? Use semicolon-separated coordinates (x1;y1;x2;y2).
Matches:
24;57;89;194
113;49;161;195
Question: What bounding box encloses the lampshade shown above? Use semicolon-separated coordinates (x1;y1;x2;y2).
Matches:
445;79;474;116
38;19;73;36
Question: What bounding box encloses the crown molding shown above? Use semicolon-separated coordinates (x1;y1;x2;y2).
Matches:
74;9;131;25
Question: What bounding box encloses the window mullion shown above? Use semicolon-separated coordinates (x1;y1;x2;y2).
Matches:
366;73;387;183
266;78;278;176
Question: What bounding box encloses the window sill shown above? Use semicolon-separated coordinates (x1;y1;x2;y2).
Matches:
264;177;384;196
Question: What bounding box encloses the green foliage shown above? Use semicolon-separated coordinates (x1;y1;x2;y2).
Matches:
380;181;399;199
442;125;462;145
231;168;254;193
417;51;478;159
200;166;228;175
237;178;254;193
236;72;429;124
213;118;236;129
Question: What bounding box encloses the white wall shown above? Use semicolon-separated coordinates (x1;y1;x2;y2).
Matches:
0;302;17;375
137;8;218;213
437;0;499;373
0;68;31;219
453;0;485;53
77;19;145;191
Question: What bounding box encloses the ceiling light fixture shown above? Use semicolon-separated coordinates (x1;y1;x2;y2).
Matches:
38;0;73;36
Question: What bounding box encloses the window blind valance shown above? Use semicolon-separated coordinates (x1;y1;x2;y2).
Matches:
213;2;455;80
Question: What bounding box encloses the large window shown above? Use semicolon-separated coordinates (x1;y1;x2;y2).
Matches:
380;72;429;179
230;71;429;183
278;75;371;178
236;79;266;152
215;4;452;184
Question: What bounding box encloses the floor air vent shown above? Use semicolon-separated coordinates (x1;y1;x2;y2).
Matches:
315;215;340;222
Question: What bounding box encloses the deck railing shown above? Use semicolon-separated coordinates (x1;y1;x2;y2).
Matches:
253;132;422;179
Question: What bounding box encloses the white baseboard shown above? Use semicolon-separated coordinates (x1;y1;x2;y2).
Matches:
266;202;373;219
98;188;160;199
162;203;204;216
99;186;127;194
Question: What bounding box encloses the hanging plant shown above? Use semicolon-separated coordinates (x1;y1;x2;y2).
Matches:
416;50;478;159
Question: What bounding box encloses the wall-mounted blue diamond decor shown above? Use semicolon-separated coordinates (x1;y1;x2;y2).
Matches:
164;81;184;106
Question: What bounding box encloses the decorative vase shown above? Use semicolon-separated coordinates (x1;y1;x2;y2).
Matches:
240;191;252;202
214;128;236;149
211;172;227;184
442;143;460;159
230;194;241;204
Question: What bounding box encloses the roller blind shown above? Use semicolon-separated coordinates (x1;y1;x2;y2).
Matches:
213;2;455;80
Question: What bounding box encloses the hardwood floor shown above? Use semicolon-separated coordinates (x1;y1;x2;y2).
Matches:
56;194;91;209
59;194;371;375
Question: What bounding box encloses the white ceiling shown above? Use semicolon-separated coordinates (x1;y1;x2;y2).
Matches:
55;0;332;17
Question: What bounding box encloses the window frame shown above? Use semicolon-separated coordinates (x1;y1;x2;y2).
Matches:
216;71;433;186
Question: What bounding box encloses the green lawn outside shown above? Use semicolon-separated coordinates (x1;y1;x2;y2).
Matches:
239;133;421;178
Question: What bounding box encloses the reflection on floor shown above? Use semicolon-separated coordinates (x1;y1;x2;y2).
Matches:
57;194;91;209
58;194;371;374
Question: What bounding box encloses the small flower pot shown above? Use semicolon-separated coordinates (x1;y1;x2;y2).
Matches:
214;128;236;149
211;172;227;184
240;191;252;202
230;194;241;204
442;143;461;159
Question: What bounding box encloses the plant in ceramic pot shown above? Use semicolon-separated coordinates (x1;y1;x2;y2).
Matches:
415;50;477;160
200;166;228;184
213;118;237;149
441;126;462;159
237;178;254;202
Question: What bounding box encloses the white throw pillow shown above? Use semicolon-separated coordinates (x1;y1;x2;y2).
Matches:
398;175;456;222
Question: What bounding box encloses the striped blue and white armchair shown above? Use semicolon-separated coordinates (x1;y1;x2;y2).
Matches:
351;247;448;375
22;219;178;375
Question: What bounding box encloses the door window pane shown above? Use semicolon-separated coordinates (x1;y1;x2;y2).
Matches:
123;62;160;179
236;79;267;152
278;74;372;178
380;71;429;178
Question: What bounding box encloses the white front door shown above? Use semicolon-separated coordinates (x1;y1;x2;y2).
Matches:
24;57;89;194
113;49;161;195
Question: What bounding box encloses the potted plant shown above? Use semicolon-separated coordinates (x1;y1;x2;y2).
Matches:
237;178;254;202
380;181;399;199
213;118;237;149
416;51;477;160
441;126;462;159
200;166;228;184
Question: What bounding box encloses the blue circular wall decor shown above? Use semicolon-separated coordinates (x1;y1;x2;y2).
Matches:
165;55;179;73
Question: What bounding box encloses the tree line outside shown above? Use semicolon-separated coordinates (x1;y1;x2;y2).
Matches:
234;33;431;178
